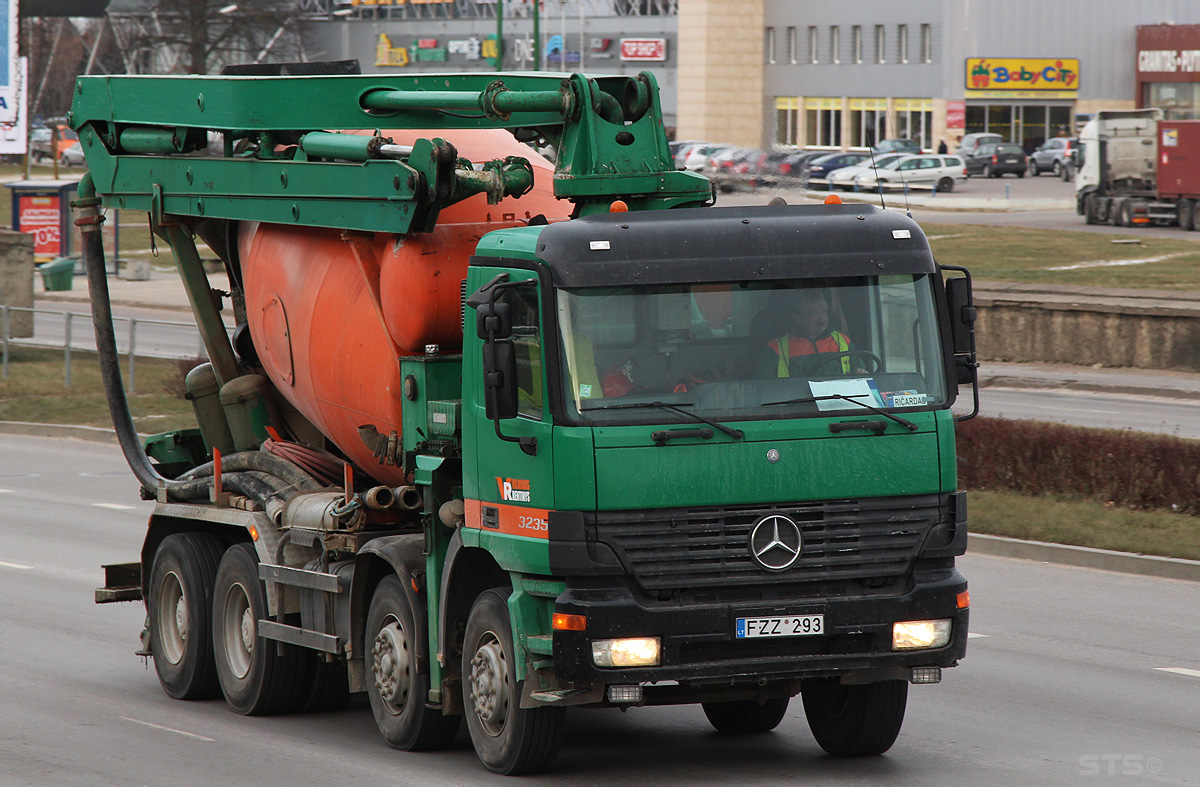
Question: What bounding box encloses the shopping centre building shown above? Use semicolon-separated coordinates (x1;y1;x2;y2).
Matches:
299;0;1200;151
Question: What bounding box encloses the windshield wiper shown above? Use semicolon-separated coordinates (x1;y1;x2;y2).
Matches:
581;400;745;440
762;394;918;432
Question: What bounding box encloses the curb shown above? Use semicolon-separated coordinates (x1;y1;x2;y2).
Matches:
978;375;1200;401
0;420;122;444
969;533;1200;583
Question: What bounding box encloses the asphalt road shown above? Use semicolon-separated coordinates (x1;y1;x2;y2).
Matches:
962;386;1200;438
3;434;1200;784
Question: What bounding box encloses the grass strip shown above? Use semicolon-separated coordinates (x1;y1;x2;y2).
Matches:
0;346;195;433
923;222;1200;290
969;489;1200;562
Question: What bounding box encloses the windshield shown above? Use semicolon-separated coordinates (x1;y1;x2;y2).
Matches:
556;276;949;425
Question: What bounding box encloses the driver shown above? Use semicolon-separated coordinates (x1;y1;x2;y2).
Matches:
759;288;854;378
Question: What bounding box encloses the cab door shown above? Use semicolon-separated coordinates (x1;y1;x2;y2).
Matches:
462;266;556;570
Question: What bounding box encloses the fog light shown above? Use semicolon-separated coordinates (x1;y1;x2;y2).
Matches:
607;684;644;704
910;667;942;684
592;637;661;668
892;619;952;650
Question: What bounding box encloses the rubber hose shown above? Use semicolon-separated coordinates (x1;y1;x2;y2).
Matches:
164;471;279;504
79;176;318;502
176;450;322;492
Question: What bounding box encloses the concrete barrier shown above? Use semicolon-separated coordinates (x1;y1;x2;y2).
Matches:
0;231;35;338
975;282;1200;371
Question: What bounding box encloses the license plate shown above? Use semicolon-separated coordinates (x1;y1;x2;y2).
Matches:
736;615;824;639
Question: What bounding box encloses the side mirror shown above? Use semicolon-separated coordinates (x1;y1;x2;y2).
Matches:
482;339;519;420
476;301;512;340
945;276;976;357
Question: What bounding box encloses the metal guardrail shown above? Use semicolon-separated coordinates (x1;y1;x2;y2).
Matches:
0;305;208;392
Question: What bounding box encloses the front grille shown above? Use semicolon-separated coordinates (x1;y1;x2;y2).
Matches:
590;494;946;601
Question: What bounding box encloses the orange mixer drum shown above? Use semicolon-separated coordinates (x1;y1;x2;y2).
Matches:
238;128;568;480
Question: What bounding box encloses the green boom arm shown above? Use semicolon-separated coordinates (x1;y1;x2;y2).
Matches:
69;71;712;233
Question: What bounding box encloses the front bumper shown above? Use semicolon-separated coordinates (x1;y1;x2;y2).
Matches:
552;567;968;686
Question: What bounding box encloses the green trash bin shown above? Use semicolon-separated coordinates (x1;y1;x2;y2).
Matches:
39;257;76;291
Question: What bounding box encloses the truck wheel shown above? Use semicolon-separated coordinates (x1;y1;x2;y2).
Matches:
148;533;224;700
1084;195;1098;225
1178;199;1195;231
1117;199;1134;228
702;697;790;733
366;576;460;749
801;678;907;757
463;589;565;775
212;543;305;715
937;177;954;193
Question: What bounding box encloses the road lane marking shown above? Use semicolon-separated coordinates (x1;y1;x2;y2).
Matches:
1154;667;1200;680
120;716;214;742
0;489;11;494
93;503;136;510
967;633;990;639
0;561;34;570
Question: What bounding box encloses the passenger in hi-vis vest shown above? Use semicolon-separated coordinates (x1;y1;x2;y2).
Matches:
758;288;855;378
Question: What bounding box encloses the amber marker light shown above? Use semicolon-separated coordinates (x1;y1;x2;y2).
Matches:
248;524;260;541
957;590;970;609
824;193;842;205
609;200;629;213
552;613;587;631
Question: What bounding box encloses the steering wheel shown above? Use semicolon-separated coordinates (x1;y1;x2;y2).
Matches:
803;350;883;376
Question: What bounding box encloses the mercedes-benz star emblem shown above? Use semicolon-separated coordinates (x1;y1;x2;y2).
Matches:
748;514;803;571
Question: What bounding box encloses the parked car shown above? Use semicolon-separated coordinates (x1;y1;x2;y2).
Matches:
670;140;706;169
706;147;769;192
30;124;79;164
802;152;870;187
826;153;909;190
964;142;1027;178
682;143;737;172
872;138;921;155
769;150;827;184
956;132;1003;158
1028;137;1077;177
59;142;86;166
853;154;967;192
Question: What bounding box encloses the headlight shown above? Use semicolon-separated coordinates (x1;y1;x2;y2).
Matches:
592;637;661;668
892;619;952;650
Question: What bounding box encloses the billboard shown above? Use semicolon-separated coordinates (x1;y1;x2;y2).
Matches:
965;57;1080;98
0;0;16;123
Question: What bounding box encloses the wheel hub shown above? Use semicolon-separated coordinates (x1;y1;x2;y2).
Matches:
469;638;508;735
240;607;255;654
174;595;188;643
372;620;411;709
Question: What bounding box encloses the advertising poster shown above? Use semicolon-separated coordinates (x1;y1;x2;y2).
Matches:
0;0;16;123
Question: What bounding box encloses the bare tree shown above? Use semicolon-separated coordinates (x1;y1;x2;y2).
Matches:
109;0;302;75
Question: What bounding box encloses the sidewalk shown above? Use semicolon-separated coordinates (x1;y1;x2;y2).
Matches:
35;265;229;315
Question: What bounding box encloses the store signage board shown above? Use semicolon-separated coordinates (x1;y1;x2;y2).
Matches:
621;38;667;62
965;58;1080;96
0;0;16;123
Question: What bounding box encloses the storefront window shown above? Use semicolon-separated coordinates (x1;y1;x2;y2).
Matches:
1149;83;1200;120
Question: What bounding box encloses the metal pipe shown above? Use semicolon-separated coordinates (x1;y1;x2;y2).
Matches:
360;87;566;116
118;127;189;155
64;312;72;388
128;317;136;394
160;223;240;385
363;486;395;510
393;485;423;511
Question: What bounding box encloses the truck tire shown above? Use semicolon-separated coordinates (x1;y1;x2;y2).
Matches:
801;678;907;757
1117;199;1134;228
148;533;224;700
212;543;306;715
366;576;460;750
463;589;565;775
1084;194;1098;225
1178;199;1195;231
702;697;790;733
